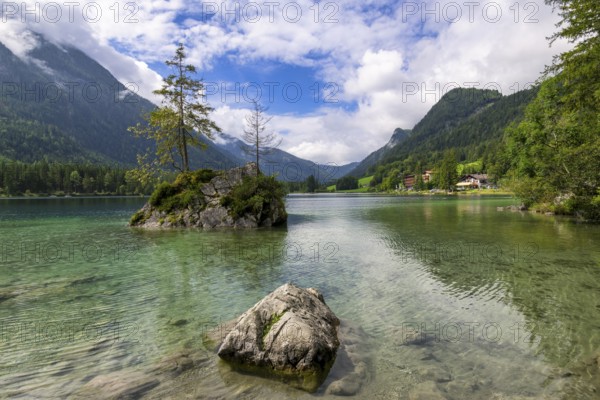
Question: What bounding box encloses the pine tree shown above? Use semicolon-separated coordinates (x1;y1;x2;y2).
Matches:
129;44;221;172
305;175;317;193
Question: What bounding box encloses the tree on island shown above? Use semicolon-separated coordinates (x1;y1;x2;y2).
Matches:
241;100;282;176
126;51;288;229
129;43;221;177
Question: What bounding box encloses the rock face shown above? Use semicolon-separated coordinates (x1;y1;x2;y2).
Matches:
129;163;287;229
217;283;340;392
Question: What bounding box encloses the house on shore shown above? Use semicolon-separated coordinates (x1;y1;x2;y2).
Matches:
456;174;489;190
403;170;433;190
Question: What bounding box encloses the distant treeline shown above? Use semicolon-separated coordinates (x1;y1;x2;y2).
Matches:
0;160;336;196
0;160;153;196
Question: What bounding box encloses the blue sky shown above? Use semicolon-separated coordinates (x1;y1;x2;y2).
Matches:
0;0;570;164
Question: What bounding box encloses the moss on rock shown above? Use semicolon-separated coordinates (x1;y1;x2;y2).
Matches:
129;164;287;229
262;311;286;347
129;209;148;226
221;174;288;222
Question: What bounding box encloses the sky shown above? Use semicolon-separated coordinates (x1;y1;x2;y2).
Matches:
0;0;572;165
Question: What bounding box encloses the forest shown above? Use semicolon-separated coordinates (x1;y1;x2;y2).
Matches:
0;160;152;196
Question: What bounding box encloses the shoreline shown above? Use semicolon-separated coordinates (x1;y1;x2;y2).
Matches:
290;190;516;197
0;194;149;200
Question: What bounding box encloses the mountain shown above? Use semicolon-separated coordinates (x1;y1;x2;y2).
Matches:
0;34;152;163
0;32;356;182
216;133;358;183
349;128;411;177
0;33;240;168
349;87;537;177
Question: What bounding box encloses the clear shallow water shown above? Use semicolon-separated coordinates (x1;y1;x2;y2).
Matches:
1;195;599;399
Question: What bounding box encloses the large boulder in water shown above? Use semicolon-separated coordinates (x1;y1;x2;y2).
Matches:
217;283;340;392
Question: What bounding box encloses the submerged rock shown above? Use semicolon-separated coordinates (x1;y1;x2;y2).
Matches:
323;321;372;396
129;163;287;229
0;289;18;303
409;381;447;400
77;371;160;399
73;349;210;399
217;283;340;392
556;350;600;398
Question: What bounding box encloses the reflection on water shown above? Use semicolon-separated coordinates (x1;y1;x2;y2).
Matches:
0;195;599;399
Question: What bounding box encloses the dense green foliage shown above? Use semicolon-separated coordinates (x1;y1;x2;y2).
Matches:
0;117;106;163
336;176;359;191
435;150;459;192
148;169;217;213
0;160;151;196
221;174;287;219
504;0;600;219
305;175;317;193
283;174;331;193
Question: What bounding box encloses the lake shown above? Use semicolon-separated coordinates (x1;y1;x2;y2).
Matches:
1;195;599;399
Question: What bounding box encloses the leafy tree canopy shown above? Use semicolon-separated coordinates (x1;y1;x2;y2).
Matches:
505;0;600;218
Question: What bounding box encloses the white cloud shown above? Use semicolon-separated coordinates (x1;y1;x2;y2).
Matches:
0;0;573;163
0;21;40;60
211;103;397;165
197;0;571;164
344;50;405;97
0;1;165;101
212;105;248;138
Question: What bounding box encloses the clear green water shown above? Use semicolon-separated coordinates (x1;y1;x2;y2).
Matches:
1;195;599;399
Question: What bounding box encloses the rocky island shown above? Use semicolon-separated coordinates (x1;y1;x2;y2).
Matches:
129;163;287;229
